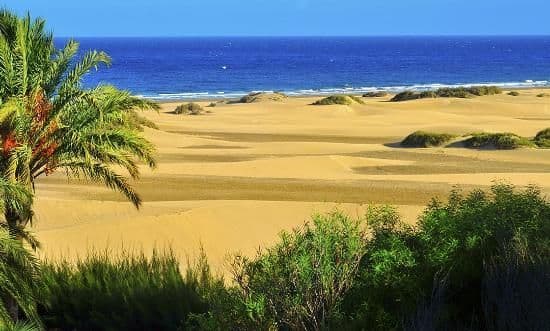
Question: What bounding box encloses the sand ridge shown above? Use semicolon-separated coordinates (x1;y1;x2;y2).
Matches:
34;89;550;270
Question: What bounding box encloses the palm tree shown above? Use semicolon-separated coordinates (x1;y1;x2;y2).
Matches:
0;10;159;246
0;179;40;328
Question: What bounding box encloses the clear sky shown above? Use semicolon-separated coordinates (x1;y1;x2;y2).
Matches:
3;0;550;37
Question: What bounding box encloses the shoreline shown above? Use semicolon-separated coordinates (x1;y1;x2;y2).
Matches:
152;86;550;103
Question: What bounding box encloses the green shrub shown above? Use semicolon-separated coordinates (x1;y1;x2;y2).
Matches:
226;211;367;330
463;132;533;149
239;92;287;103
342;184;550;330
536;93;547;97
39;250;208;330
391;86;502;102
401;131;456;148
124;110;158;131
363;91;388;97
312;95;365;105
415;184;550;329
391;91;423;102
508;91;520;96
534;128;550;148
174;102;204;115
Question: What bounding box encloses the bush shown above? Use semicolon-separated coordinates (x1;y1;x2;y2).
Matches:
508;91;520;96
39;250;209;331
124;110;158;131
239;92;287;103
313;95;364;105
534;127;550;148
342;184;550;330
415;184;550;329
207;102;217;107
174;102;204;115
363;91;388;98
401;131;456;148
206;212;368;330
463;132;533;149
391;91;423;102
536;93;547;97
391;86;502;102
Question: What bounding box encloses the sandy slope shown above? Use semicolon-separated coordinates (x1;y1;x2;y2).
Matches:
34;89;550;271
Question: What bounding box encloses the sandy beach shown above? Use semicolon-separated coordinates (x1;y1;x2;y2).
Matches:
33;89;550;271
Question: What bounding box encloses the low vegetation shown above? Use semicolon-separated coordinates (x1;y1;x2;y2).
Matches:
125;110;159;131
2;185;549;330
535;128;550;148
463;132;534;149
239;92;288;103
174;102;204;115
401;131;456;148
39;250;210;330
312;95;365;105
363;91;388;97
536;93;548;97
508;91;520;96
391;86;502;102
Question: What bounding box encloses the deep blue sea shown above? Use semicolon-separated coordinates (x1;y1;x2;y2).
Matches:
56;36;550;100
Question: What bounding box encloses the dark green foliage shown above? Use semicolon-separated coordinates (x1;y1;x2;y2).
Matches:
507;91;520;96
312;95;365;105
363;91;388;97
534;127;550;148
391;86;502;102
390;91;423;102
482;244;550;331
174;102;204;115
340;184;550;330
0;230;42;328
39;250;208;331
463;132;534;149
415;184;550;330
401;131;456;148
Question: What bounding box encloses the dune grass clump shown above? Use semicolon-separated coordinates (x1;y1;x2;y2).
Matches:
401;131;456;148
536;93;548;97
312;95;365;105
391;86;502;102
534;128;550;148
363;91;388;98
508;91;520;96
463;132;533;149
124;110;159;131
39;250;213;330
390;90;437;102
239;92;287;103
174;102;204;115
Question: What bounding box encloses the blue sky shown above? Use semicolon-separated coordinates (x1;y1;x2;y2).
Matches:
4;0;550;37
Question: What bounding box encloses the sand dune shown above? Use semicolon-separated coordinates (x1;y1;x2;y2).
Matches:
34;89;550;270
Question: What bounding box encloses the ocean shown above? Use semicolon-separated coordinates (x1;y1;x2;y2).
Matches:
56;36;550;100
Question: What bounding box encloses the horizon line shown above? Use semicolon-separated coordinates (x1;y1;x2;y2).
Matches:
57;34;550;39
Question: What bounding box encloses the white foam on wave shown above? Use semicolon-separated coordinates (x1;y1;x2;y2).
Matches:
142;79;550;100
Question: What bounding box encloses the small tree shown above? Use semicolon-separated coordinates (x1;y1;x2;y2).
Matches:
230;211;367;330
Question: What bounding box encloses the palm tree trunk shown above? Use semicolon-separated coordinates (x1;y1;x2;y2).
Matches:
4;210;25;323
